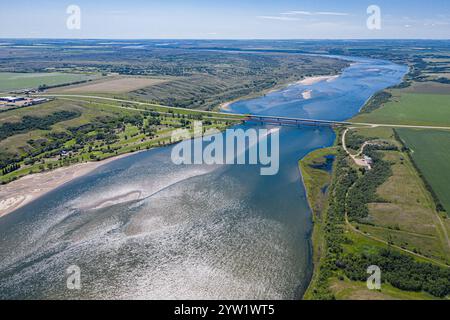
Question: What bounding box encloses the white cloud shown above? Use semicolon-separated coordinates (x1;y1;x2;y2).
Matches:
281;11;312;16
315;11;349;16
257;16;300;21
281;10;349;16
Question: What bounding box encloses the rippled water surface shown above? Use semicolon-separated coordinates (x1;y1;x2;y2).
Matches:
0;56;407;299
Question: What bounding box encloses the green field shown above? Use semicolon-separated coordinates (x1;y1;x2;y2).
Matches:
0;72;96;92
396;128;450;214
352;92;450;127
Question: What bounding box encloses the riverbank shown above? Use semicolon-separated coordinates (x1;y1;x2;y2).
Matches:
297;75;339;85
218;73;341;112
299;144;339;300
0;151;142;218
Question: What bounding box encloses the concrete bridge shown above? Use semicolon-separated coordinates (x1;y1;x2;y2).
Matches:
243;114;351;127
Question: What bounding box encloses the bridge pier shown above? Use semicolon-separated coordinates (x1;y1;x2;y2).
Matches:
243;114;347;128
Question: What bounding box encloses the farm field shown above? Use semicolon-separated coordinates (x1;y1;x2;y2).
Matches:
352;91;450;127
0;72;96;92
401;82;450;95
396;128;450;215
51;76;170;94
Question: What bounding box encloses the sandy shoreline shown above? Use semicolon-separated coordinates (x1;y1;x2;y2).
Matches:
297;75;339;85
302;89;313;100
218;74;340;112
219;101;233;111
0;152;140;218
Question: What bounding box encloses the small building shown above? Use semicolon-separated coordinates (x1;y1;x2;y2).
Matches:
361;155;373;170
31;98;48;105
363;155;373;166
0;96;25;103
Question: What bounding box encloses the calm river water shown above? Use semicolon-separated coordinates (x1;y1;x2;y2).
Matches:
0;56;407;299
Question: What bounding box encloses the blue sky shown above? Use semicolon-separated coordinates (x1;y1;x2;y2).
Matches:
1;0;449;39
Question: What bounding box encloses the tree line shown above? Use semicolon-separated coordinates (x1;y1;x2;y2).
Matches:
308;139;449;299
0;111;81;140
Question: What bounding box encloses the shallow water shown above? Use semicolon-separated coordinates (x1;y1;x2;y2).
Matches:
0;56;407;299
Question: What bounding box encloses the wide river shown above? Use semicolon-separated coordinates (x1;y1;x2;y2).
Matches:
0;56;407;299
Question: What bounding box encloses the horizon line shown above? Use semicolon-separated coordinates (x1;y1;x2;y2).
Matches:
1;37;450;41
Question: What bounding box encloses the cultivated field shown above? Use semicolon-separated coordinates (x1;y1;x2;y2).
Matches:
402;81;450;95
52;76;170;94
396;128;450;215
0;72;95;92
353;91;450;127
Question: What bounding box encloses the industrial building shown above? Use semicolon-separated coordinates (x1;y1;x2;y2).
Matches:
0;96;50;109
0;96;26;103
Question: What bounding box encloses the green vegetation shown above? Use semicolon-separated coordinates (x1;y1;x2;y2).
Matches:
304;143;449;300
300;148;336;217
343;130;376;152
359;91;393;114
0;42;348;110
0;99;239;184
299;148;337;300
2;39;450;300
396;128;450;214
349;129;449;263
0;72;95;92
342;50;450;271
130;52;347;110
353;92;450;127
304;148;355;300
347;145;395;221
0;110;80;140
341;249;449;297
330;278;437;300
305;107;450;298
340;52;450;280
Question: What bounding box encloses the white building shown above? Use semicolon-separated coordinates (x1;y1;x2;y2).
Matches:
31;98;48;105
0;96;25;103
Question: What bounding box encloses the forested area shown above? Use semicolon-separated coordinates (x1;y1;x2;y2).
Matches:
0;111;80;140
308;151;357;299
346;147;393;221
359;91;393;114
308;145;449;299
341;249;450;297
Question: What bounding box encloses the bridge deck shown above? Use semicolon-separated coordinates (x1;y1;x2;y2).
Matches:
244;114;350;127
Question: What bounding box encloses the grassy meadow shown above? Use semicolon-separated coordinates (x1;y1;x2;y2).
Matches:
0;72;95;92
